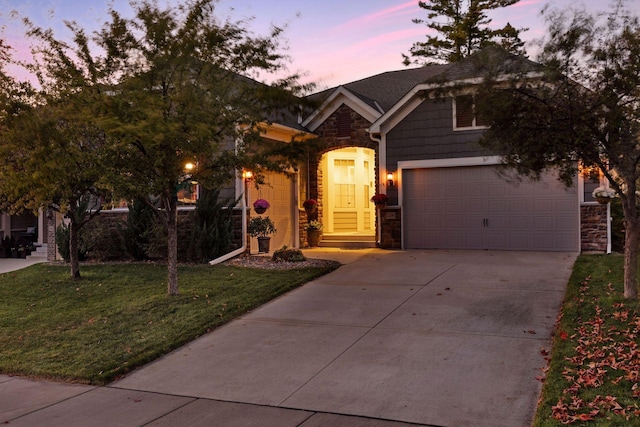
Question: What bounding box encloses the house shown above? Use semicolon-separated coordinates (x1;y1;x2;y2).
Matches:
297;48;609;253
40;49;610;260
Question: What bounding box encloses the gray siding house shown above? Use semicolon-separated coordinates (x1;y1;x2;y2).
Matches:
300;49;610;253
39;49;610;261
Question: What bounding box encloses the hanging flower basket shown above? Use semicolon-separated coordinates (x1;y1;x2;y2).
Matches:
371;193;388;209
303;199;318;214
592;187;615;205
253;199;270;214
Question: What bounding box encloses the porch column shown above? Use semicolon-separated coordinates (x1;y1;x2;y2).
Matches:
1;213;10;239
38;208;45;245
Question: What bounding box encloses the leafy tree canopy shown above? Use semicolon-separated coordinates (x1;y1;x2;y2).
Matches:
477;0;640;298
0;0;313;290
0;25;114;279
404;0;527;65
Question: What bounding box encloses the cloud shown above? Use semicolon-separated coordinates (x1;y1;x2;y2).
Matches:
332;1;419;34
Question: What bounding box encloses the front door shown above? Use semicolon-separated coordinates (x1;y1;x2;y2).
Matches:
322;147;375;235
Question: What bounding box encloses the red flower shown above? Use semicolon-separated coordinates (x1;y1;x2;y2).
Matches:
303;199;317;209
371;193;389;204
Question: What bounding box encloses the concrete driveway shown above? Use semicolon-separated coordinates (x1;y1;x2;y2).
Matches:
1;249;576;427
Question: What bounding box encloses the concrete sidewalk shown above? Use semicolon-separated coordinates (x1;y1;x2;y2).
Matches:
0;257;47;274
0;249;577;426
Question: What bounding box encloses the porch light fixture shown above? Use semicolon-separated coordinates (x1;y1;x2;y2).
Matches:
184;162;195;172
387;172;394;188
243;170;254;181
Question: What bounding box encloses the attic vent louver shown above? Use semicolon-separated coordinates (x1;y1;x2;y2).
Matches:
337;110;351;138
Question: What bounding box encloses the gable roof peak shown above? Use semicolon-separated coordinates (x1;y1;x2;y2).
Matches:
423;46;543;84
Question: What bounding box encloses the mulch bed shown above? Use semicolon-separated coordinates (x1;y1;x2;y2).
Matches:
223;254;341;270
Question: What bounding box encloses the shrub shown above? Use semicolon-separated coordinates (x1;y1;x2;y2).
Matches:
188;189;237;263
122;197;156;260
55;222;89;262
272;246;306;262
248;216;276;238
83;219;126;261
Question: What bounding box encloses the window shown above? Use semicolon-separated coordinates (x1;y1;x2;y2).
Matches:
177;182;199;205
580;169;602;204
100;183;200;212
454;95;489;130
333;159;355;208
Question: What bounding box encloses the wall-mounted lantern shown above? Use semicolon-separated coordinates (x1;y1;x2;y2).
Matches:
387;172;395;188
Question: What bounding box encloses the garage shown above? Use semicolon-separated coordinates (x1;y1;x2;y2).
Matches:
247;171;297;253
402;166;579;251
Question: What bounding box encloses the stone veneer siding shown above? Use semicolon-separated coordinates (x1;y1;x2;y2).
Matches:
46;211;57;261
379;206;402;249
47;207;245;261
580;204;608;252
306;104;379;240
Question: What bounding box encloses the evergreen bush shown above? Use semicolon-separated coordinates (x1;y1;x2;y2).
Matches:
55;222;89;262
272;246;306;262
122;197;156;260
188;189;237;263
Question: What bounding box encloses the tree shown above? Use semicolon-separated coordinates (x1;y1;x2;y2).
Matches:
0;30;112;280
1;0;309;290
91;0;309;295
403;0;526;65
477;1;640;299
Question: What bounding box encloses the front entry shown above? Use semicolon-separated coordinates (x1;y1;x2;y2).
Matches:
321;147;375;235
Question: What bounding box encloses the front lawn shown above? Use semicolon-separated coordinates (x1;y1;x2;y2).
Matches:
534;254;640;425
0;262;337;385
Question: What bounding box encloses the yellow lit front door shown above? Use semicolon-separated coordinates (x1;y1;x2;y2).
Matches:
323;147;375;235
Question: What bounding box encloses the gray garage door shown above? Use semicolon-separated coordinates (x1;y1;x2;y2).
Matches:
403;166;579;251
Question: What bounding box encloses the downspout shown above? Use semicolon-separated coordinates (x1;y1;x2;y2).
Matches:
607;201;612;254
210;132;249;265
209;181;247;265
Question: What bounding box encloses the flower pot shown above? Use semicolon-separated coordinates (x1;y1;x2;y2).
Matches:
257;237;271;253
595;197;611;205
375;202;386;209
254;206;267;214
304;206;317;215
307;229;321;247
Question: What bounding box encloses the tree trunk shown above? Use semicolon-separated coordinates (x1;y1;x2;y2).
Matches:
68;219;81;280
166;198;179;296
623;217;639;299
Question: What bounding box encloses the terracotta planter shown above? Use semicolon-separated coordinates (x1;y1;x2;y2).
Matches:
257;237;271;253
304;206;317;215
307;229;321;247
595;197;611;205
375;203;386;209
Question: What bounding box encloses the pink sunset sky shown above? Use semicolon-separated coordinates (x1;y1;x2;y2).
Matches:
0;0;623;90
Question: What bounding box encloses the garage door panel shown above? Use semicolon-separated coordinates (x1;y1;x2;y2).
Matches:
507;200;529;213
556;199;577;212
403;166;578;251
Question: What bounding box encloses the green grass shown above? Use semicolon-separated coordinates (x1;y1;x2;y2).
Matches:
0;262;337;385
534;254;640;426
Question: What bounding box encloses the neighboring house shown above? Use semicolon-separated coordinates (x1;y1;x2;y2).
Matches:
0;211;43;246
41;48;610;261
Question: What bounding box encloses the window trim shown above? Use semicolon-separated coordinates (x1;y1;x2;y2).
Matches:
579;171;606;205
453;95;490;131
